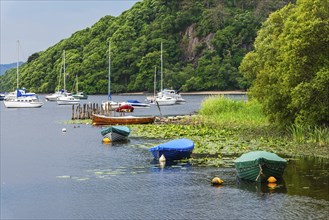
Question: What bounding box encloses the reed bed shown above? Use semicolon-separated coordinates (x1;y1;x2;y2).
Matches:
287;124;329;146
198;95;267;127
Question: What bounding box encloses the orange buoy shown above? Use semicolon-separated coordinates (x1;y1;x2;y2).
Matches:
267;176;277;183
211;177;224;186
267;182;277;189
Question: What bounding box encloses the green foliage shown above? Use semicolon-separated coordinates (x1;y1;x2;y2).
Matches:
240;0;329;127
199;95;267;126
0;0;293;94
288;124;329;146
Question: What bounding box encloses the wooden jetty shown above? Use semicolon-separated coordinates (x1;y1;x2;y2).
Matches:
71;102;128;120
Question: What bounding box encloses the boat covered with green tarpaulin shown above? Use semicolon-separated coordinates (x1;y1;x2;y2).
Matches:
234;151;287;182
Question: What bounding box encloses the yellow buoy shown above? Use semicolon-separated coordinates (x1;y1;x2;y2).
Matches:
92;122;96;126
267;176;277;183
102;137;111;143
211;177;224;185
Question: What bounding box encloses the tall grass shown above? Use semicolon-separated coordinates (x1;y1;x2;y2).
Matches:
198;95;267;126
288;124;329;146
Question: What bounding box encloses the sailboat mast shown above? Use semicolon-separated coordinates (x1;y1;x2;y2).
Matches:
160;42;163;92
108;42;111;100
63;50;66;91
16;40;19;89
154;66;157;98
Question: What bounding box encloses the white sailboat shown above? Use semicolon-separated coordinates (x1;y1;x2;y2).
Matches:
45;62;66;101
72;74;88;99
4;41;43;108
57;50;80;105
155;42;176;106
102;42;126;110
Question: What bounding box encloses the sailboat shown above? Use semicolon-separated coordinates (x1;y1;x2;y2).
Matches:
101;42;126;110
56;50;80;105
154;42;176;106
3;41;43;108
72;74;88;100
45;62;66;101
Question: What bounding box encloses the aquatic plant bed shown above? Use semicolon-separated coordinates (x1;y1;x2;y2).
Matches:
130;121;329;166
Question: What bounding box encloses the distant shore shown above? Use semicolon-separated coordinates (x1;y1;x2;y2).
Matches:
118;90;247;96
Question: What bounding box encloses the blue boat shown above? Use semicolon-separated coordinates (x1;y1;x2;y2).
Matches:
149;138;194;160
126;99;150;108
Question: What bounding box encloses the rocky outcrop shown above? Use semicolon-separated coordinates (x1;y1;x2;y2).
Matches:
182;25;214;63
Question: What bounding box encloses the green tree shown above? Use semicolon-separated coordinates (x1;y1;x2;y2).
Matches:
240;0;329;126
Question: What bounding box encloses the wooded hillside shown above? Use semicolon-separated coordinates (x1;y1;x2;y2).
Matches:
0;0;294;94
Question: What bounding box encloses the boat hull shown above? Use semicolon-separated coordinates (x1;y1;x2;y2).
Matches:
4;100;43;108
103;132;128;142
57;100;80;105
150;149;193;161
234;151;287;182
45;95;61;101
92;114;155;125
72;93;88;100
149;138;194;160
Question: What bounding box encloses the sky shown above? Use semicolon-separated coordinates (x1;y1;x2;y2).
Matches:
0;0;140;64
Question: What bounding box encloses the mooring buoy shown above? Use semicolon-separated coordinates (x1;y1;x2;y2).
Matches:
267;176;277;183
159;154;166;162
211;177;224;186
102;137;111;143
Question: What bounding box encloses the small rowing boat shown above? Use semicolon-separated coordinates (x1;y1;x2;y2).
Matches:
101;125;130;142
149;138;194;161
92;114;155;125
234;151;287;182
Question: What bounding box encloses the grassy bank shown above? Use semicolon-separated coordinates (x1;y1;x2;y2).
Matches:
131;96;329;165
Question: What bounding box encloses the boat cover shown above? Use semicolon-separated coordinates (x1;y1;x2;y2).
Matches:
116;104;134;112
235;151;286;163
127;100;141;103
149;138;194;152
101;125;130;136
234;151;287;170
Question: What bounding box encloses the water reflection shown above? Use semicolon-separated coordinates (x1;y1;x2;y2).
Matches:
237;178;287;194
283;157;329;201
150;159;192;171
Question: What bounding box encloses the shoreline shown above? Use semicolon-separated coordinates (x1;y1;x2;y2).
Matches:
39;90;247;96
118;90;247;96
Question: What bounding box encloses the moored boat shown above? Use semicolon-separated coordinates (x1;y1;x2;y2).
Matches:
92;114;155;125
155;96;176;106
234;151;287;182
0;93;5;101
4;89;43;108
72;91;88;100
45;90;66;101
125;100;150;108
101;125;130;142
3;41;43;108
57;95;80;105
158;89;185;102
149;138;194;160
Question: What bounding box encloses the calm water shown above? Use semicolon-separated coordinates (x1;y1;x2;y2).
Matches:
1;95;328;219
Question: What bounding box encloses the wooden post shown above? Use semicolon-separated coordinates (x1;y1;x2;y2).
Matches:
72;105;75;120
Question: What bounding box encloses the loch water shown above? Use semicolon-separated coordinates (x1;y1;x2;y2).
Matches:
1;95;328;219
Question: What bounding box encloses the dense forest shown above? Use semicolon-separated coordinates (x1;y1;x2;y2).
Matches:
0;0;295;94
240;0;329;126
